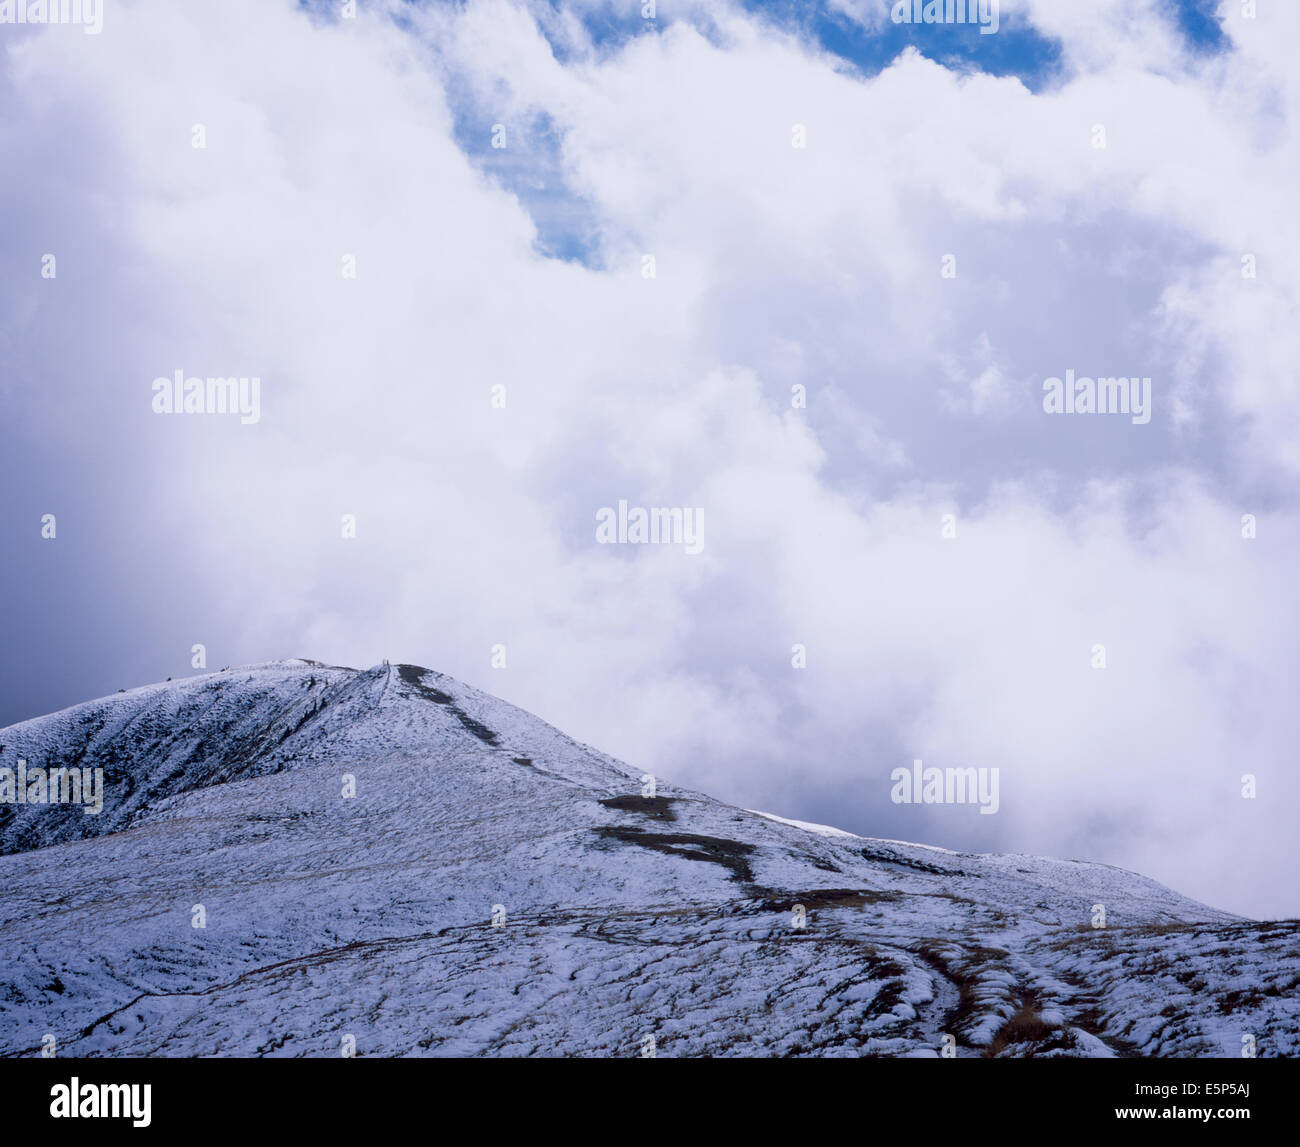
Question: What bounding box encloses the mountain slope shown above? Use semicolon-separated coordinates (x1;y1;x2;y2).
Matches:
0;660;1295;1057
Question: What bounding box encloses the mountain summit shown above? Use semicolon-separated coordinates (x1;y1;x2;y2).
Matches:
0;660;1295;1057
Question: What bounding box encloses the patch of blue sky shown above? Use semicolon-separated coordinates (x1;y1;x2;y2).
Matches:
1167;0;1230;53
745;0;1065;91
444;90;607;265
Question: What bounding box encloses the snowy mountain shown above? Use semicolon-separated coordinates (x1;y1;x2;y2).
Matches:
0;660;1295;1058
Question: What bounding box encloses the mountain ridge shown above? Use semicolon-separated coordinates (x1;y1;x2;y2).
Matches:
1;660;1295;1058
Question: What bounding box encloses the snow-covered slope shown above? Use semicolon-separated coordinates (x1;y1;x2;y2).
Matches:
0;660;1295;1057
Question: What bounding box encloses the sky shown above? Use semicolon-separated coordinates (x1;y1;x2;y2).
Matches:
1;0;1297;919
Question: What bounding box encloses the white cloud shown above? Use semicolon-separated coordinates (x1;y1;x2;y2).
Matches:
3;0;1299;918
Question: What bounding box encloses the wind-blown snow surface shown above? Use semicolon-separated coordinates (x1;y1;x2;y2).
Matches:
0;661;1295;1058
